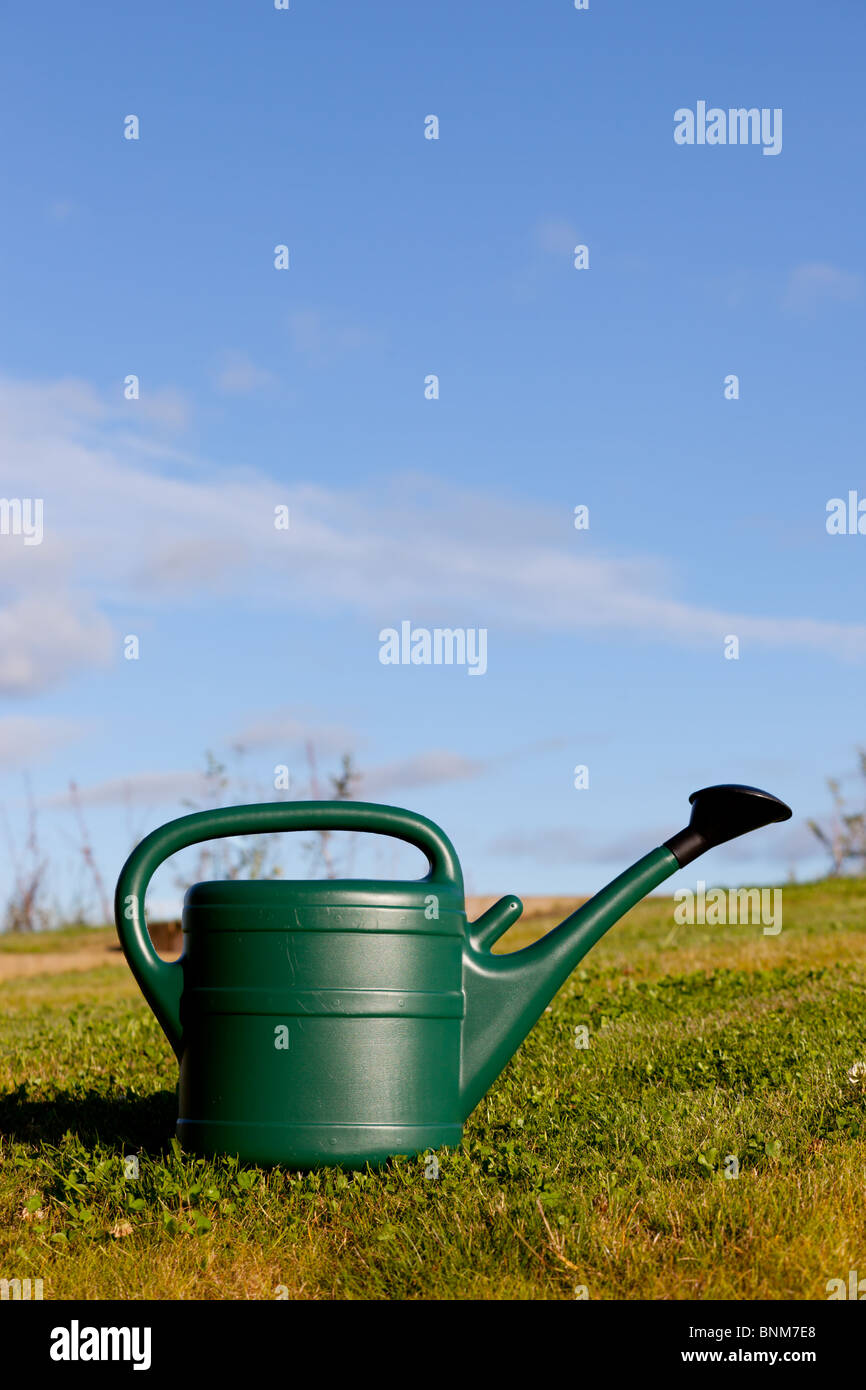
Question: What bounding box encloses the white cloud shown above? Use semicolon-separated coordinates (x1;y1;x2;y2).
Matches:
488;818;807;869
0;377;106;432
1;373;866;704
230;709;355;755
534;218;579;254
135;386;191;431
288;309;377;362
43;769;214;809
0;597;112;695
39;751;482;809
361;750;486;797
214;352;276;395
488;827;591;866
358;739;565;797
0;715;86;768
784;262;863;312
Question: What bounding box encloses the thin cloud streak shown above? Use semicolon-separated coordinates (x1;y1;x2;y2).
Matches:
3;375;866;696
783;261;864;313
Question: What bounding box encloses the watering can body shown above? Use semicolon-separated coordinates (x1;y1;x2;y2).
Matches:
178;872;468;1167
115;788;791;1168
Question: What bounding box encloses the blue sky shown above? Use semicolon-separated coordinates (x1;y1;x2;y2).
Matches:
1;0;864;918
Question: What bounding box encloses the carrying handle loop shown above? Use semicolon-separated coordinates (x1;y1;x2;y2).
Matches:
114;801;463;1056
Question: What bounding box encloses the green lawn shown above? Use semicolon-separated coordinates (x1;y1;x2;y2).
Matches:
1;878;865;1300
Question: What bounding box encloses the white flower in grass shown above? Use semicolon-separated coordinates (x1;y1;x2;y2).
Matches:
846;1061;866;1089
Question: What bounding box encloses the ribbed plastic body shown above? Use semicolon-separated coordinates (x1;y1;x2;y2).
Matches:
116;798;706;1170
176;880;466;1167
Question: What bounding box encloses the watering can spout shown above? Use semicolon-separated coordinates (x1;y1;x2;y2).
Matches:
459;784;792;1119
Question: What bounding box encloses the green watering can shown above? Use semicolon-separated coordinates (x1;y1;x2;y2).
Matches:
115;786;791;1168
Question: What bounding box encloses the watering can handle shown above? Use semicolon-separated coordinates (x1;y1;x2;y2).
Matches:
114;801;463;1055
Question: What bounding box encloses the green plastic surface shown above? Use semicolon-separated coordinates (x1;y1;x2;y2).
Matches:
114;800;680;1168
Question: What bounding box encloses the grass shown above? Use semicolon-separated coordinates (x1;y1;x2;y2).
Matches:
1;878;865;1300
